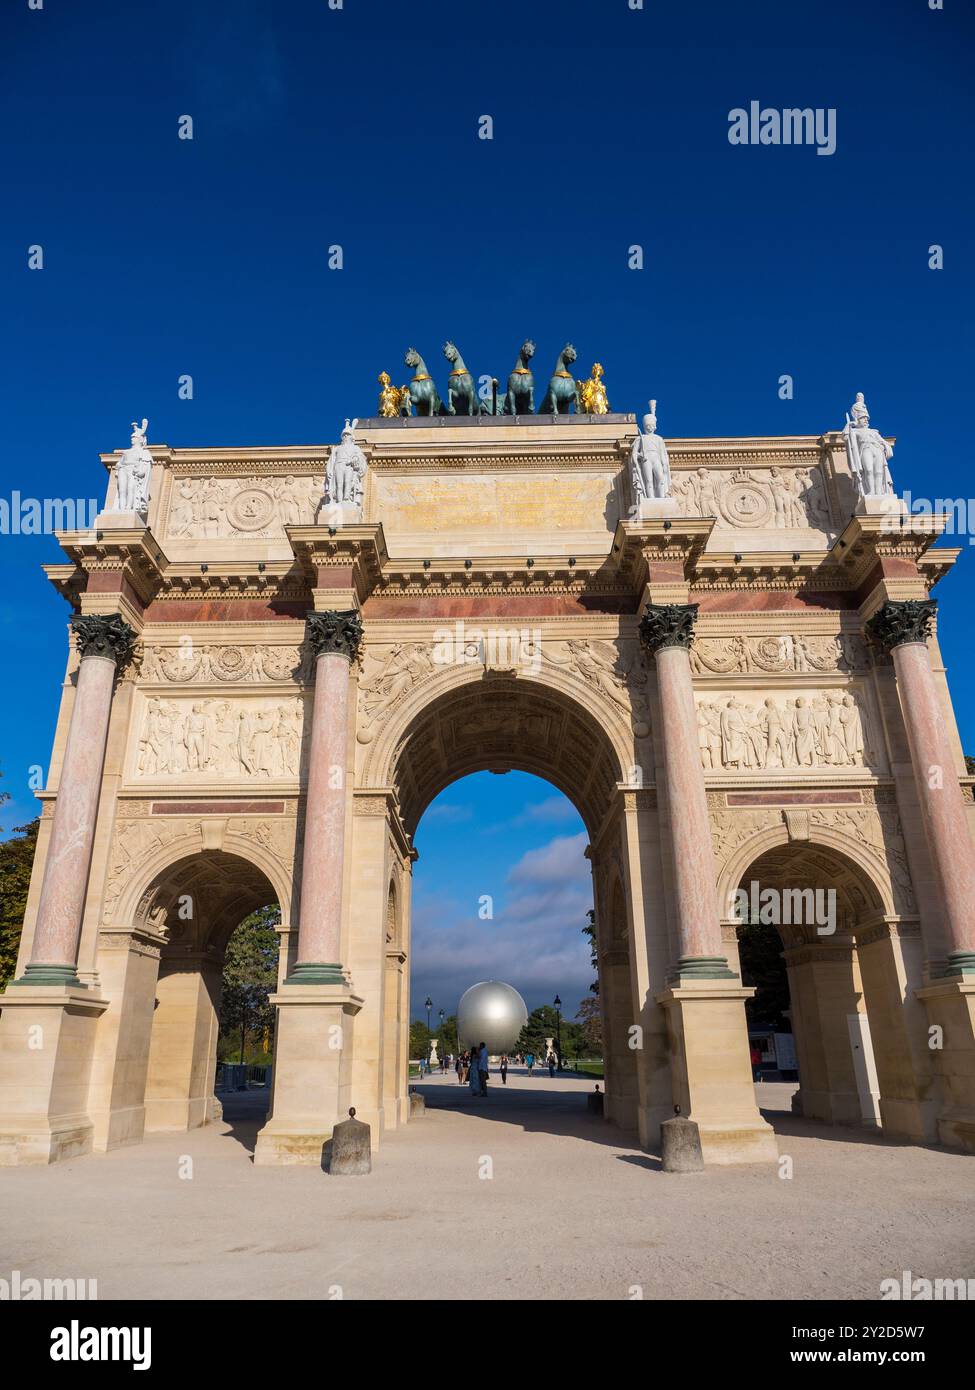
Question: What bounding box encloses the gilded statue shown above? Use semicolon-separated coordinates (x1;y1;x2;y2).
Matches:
377;371;410;418
577;362;610;415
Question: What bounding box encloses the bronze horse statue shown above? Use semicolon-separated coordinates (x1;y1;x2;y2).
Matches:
504;339;535;415
404;348;445;416
443;341;478;416
539;343;579;414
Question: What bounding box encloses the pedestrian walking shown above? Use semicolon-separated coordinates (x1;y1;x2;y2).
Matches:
499;1054;508;1085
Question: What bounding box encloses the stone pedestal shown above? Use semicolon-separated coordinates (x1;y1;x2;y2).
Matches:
0;987;108;1165
855;495;908;519
636;497;680;521
916;978;975;1152
657;981;778;1164
254;987;363;1165
93;510;147;532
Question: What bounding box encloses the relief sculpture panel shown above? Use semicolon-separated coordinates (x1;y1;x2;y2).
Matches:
166;474;323;539
698;689;877;772
672;465;833;531
133;696;307;780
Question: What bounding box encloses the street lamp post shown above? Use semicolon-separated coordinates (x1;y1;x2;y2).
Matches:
438;1008;445;1066
425;996;433;1033
554;994;563;1071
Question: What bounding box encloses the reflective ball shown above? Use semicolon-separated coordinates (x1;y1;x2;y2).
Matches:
457;980;529;1053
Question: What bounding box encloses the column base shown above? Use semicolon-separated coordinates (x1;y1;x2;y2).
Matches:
0;986;108;1167
10;963;82;988
668;955;738;982
283;962;347;986
944;950;975;979
917;976;975;1153
657;979;778;1165
254;984;363;1166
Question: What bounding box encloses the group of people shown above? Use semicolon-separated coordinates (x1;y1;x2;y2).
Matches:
456;1044;493;1095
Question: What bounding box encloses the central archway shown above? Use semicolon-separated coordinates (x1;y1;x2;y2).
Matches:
368;669;645;1132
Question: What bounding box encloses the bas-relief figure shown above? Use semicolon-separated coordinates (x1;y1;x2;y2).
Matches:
110;418;153;516
167;474;323;539
136;697;305;779
843;392;894;498
630;400;672;501
671;464;832;530
698;691;873;772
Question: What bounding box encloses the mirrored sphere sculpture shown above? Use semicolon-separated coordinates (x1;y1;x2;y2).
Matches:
457;980;529;1053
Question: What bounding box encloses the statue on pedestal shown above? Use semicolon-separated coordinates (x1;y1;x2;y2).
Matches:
324;419;367;517
631;400;672;501
843;392;894;497
111;418;153;516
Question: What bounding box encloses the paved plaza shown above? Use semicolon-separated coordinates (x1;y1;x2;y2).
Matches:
2;1070;972;1301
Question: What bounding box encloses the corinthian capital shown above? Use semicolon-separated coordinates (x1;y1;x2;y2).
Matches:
639;602;698;656
866;600;936;653
71;612;137;666
306;609;364;662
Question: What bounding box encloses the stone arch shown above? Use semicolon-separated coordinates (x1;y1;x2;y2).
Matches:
727;835;894;1132
112;828;294;937
716;821;895;928
370;667;630;838
120;847;283;1136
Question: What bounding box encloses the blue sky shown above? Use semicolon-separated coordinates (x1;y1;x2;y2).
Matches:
412;772;592;1021
1;2;973;1010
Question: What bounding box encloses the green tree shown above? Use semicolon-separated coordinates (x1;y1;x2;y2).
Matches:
737;920;791;1030
582;908;598;995
516;1004;562;1058
409;1019;432;1062
218;905;280;1063
0;818;38;991
575;995;603;1055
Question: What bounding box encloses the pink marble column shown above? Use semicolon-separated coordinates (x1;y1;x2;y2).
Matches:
640;604;734;978
16;613;135;987
870;600;975;972
288;610;363;985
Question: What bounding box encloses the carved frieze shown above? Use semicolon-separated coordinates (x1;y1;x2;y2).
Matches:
810;807;916;913
690;633;866;676
166;474;323;539
134;697;306;780
698;689;876;772
672;464;833;531
140;643;310;685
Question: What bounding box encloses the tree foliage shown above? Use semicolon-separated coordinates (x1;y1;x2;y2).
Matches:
217;905;280;1063
737;920;791;1029
575;995;603;1054
0;815;39;992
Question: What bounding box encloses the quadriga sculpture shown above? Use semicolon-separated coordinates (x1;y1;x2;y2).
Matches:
504;339;535;415
404;347;445;416
443;341;477;416
539;343;579;414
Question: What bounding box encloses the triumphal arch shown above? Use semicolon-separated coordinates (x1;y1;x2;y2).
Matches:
2;355;975;1168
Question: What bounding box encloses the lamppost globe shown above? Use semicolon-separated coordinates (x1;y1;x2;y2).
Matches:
457;981;529;1055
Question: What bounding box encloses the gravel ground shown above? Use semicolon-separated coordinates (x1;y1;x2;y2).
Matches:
2;1071;972;1301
